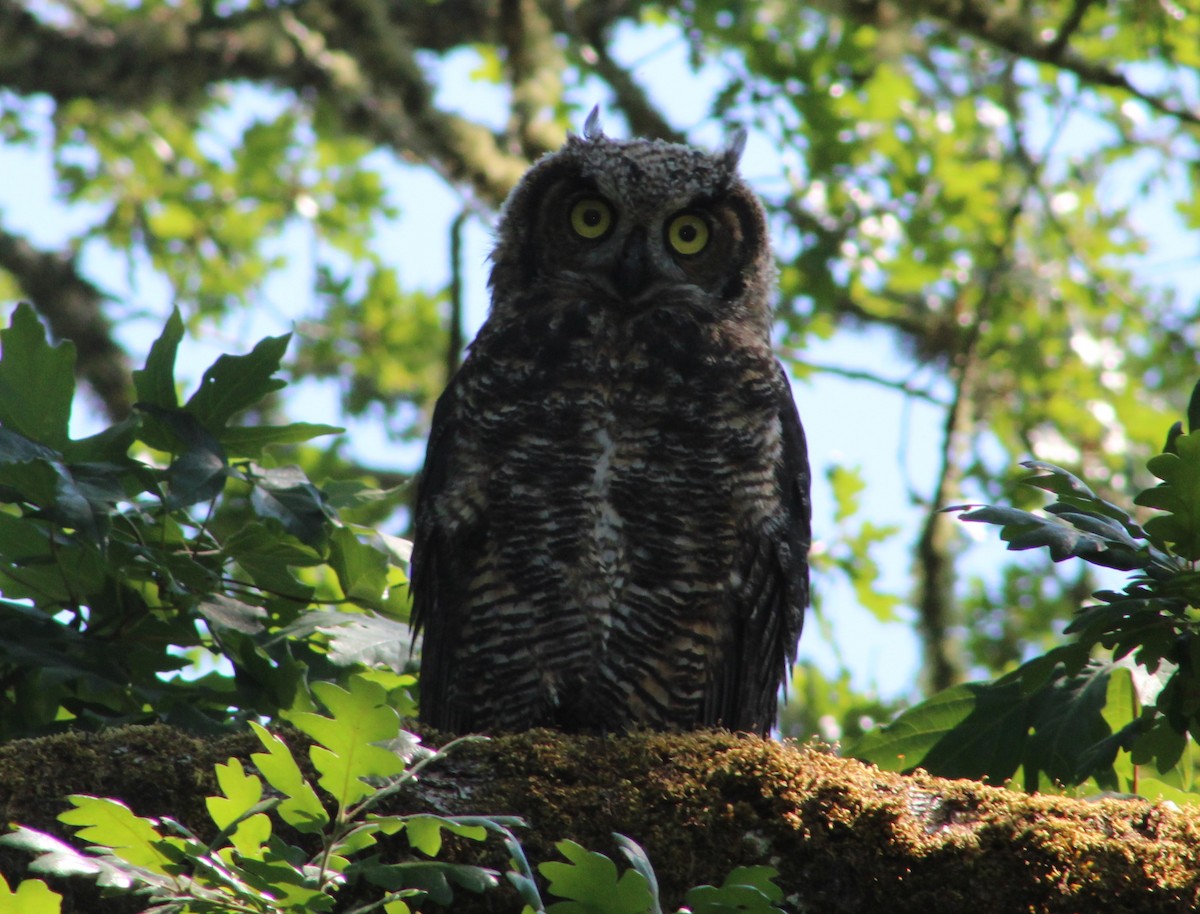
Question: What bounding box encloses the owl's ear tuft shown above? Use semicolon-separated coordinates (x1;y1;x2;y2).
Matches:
582;106;604;141
723;128;748;170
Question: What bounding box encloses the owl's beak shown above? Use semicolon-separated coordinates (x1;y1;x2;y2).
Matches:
616;227;651;299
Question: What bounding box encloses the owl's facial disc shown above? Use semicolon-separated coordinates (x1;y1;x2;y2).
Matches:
555;188;743;305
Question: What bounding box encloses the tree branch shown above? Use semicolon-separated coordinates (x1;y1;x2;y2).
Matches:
579;30;687;142
789;358;946;406
499;0;566;158
3;725;1199;913
0;0;531;206
845;0;1200;127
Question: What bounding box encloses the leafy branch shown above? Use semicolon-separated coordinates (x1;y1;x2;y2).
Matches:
851;378;1200;798
0;304;411;737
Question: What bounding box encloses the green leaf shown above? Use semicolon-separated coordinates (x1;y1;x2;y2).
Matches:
0;431;63;507
1137;432;1200;560
165;444;228;509
62;417;139;464
290;677;405;807
206;757;272;859
57;796;176;874
224;521;321;603
329;526;389;607
827;464;865;523
849;678;1030;782
0;303;75;450
208;757;264;827
281;610;413;670
132;308;183;410
1187;378;1200;435
1134;777;1200;806
613;835;661;914
539;840;653;914
236;856;335;910
248;722;329;833
406;816;445;857
248;466;331;546
185;333;291;432
1025;661;1126;788
955;503;1145;571
1131;715;1187;775
396;815;487;858
196;594;268;635
135;404;229;507
0;873;61;914
685;865;785;914
361;859;498;903
148;200;199;239
221;422;344;458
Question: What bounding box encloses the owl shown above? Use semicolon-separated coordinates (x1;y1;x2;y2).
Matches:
410;112;811;736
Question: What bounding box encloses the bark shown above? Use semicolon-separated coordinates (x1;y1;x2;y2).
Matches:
1;725;1197;913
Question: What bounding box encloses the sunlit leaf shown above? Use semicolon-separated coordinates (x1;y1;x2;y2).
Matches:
206;757;272;859
57;796;176;875
849;678;1030;782
539;840;653;914
0;872;61;914
248;722;329;833
289;676;405;807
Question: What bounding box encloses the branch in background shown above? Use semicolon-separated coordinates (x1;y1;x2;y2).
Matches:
1043;0;1096;61
914;352;975;693
500;0;567;158
580;30;687;142
0;0;672;209
790;359;946;406
0;0;531;207
276;3;529;208
446;211;469;381
846;0;1200;127
0;229;132;421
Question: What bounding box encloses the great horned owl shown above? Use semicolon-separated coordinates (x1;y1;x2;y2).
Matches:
411;113;810;736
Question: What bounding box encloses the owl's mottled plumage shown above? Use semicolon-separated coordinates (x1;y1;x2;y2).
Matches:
411;117;810;736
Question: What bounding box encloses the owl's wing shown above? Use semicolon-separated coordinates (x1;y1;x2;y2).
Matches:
409;376;480;732
714;363;811;734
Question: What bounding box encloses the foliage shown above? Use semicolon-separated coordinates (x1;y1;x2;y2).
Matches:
2;674;519;913
3;0;1200;709
0;304;412;738
2;673;784;914
851;379;1200;801
0;873;60;914
531;837;783;914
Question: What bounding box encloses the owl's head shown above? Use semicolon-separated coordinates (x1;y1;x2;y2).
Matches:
489;113;773;331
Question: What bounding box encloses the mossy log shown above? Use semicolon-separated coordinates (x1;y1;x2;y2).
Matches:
0;725;1197;912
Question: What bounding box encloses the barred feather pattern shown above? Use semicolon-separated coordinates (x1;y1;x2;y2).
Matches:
412;129;810;736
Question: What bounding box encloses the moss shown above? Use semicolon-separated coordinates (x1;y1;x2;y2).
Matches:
1;725;1198;913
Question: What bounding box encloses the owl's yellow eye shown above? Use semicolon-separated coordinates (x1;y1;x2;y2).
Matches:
569;197;614;239
666;212;710;256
